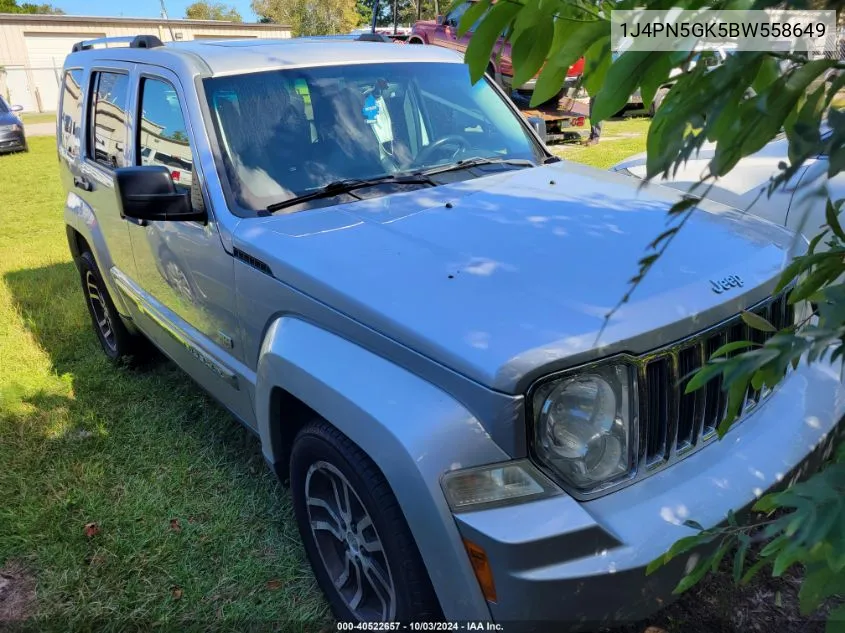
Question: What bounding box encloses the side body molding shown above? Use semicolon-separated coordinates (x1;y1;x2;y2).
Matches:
255;317;510;621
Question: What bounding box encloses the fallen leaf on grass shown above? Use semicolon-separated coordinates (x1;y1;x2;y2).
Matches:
83;522;100;539
171;586;183;600
169;518;182;533
265;579;284;590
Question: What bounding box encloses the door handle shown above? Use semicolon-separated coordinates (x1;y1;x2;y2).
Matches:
73;176;92;191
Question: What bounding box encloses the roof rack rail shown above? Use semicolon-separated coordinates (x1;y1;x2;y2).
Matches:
355;33;394;43
71;34;164;53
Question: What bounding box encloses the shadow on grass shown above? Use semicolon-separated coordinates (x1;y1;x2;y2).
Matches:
4;261;254;451
3;262;330;630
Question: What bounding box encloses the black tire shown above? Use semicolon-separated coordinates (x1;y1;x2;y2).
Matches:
650;87;670;117
290;419;441;623
78;250;144;361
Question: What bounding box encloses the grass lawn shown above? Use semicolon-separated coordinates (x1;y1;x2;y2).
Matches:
0;137;328;630
0;135;827;632
552;115;651;169
21;112;56;125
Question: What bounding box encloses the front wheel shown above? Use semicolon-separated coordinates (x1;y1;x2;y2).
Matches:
290;420;441;622
78;251;145;361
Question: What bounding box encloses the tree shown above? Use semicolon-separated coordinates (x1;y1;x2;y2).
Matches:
252;0;360;35
0;0;64;13
356;0;436;28
465;0;845;627
184;1;242;21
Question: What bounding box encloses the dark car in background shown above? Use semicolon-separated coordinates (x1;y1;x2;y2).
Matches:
0;96;27;154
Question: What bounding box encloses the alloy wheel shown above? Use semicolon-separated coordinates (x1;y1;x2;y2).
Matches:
305;461;397;621
85;270;117;352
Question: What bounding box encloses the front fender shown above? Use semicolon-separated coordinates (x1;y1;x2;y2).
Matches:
64;191;131;316
255;316;509;621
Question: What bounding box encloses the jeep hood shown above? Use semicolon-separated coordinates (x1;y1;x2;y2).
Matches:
237;162;797;394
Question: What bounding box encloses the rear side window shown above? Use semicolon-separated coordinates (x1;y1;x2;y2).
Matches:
137;78;194;191
59;69;84;157
88;71;130;169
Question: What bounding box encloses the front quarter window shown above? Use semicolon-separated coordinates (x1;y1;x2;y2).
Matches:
203;61;543;214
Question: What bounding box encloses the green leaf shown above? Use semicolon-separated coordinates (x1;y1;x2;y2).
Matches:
667;534;710;559
711;58;836;177
741;310;777;333
798;564;836;614
740;557;769;585
511;19;555;88
673;555;712;594
825;198;845;242
530;64;570;109
711;538;732;573
751;55;778;94
457;0;490;36
826;603;845;633
683;520;704;531
710;340;757;359
581;35;611;97
807;227;830;255
593;51;662;122
685;362;724;393
717;377;749;437
639;54;674;114
646;553;666;575
772;542;803;577
733;535;750;583
464;1;521;84
530;18;608;107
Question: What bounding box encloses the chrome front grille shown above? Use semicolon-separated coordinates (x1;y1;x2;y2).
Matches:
638;292;795;469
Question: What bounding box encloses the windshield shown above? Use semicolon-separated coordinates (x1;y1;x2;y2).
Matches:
203;62;543;212
0;99;8;114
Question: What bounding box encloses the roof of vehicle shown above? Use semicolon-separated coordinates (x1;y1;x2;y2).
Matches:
66;37;463;77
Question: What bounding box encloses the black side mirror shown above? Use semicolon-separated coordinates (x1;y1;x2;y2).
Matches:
436;14;444;25
526;116;547;143
114;166;205;224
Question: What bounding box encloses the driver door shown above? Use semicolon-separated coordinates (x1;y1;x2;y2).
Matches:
123;68;254;425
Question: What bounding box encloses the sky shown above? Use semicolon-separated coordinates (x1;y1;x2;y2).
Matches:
55;0;259;21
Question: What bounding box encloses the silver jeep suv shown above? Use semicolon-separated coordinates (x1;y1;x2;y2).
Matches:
58;34;843;628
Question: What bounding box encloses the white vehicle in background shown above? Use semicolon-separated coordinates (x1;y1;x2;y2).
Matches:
623;46;734;115
612;125;836;241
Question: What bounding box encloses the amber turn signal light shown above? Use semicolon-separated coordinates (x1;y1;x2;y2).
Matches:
463;538;497;603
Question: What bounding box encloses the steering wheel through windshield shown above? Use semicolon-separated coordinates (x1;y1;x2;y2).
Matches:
410;134;470;169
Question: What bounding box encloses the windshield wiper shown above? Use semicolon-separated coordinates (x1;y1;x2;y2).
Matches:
416;156;537;178
266;174;437;214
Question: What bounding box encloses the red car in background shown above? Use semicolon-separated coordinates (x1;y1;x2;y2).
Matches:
409;1;584;104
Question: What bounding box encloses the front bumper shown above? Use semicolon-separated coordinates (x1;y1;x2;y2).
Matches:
0;129;26;153
453;359;845;628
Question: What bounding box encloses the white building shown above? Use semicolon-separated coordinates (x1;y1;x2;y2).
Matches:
0;13;292;112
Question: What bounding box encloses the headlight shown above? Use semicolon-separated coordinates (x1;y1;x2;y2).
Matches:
1;124;22;133
531;363;637;495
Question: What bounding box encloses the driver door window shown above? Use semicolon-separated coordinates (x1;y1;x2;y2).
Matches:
137;77;194;191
